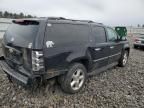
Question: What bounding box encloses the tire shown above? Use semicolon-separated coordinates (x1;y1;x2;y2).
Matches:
134;45;138;49
118;50;128;67
58;63;87;94
7;74;13;83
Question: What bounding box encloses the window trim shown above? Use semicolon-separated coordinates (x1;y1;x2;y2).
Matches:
92;25;107;43
106;27;119;42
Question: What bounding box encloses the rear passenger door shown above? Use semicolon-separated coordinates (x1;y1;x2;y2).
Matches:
90;26;110;70
106;27;123;64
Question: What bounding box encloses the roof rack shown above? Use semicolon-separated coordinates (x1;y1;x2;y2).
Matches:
98;23;103;25
67;19;94;23
48;17;66;20
47;17;102;24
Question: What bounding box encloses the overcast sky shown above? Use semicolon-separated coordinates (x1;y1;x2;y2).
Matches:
0;0;144;26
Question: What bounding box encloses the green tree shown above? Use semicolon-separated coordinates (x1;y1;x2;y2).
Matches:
27;14;32;18
137;24;140;27
19;12;24;18
1;11;35;18
4;11;9;18
13;13;18;19
9;13;13;18
0;11;3;17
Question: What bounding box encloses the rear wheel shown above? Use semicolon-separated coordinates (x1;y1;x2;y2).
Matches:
58;63;87;94
134;45;138;49
118;50;128;67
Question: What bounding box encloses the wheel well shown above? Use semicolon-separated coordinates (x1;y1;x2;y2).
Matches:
124;48;130;56
71;59;90;71
80;59;89;71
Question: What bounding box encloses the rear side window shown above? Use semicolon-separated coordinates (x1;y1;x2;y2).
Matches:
92;26;106;43
45;23;89;46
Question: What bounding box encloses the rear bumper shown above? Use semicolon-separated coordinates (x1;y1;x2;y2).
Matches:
0;57;67;86
0;59;38;85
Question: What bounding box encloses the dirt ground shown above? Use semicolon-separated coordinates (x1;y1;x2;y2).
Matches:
0;36;144;108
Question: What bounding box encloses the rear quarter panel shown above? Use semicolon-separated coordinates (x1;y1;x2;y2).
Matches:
43;21;91;75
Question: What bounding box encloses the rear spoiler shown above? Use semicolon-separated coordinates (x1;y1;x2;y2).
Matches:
12;20;39;25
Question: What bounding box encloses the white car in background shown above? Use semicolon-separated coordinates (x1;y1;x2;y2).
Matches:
133;34;144;49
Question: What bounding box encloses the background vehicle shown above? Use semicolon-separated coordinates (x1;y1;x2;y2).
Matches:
0;17;130;93
133;34;144;49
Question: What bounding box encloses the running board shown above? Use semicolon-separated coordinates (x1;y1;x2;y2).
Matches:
88;62;118;76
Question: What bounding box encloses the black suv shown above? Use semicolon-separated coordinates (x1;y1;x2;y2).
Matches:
0;17;130;93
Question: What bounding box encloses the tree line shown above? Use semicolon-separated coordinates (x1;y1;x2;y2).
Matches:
137;24;144;28
0;11;36;19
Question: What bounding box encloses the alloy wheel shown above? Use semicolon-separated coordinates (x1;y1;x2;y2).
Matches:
70;69;85;91
123;52;128;65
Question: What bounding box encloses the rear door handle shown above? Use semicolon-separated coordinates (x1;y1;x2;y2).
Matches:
110;46;114;49
95;48;101;51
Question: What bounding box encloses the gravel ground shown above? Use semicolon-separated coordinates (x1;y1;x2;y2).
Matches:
0;37;144;108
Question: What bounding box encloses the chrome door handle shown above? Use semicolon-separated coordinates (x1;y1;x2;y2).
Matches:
95;48;101;51
110;46;114;49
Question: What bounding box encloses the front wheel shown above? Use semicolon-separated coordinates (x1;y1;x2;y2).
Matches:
118;50;129;67
58;63;87;94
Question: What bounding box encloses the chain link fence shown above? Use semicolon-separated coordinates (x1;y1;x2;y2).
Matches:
0;18;12;47
0;18;12;38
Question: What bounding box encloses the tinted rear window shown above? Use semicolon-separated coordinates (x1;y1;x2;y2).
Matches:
5;22;39;48
45;23;89;46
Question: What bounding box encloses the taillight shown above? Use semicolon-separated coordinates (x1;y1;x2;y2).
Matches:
134;38;141;43
134;38;139;42
32;51;44;72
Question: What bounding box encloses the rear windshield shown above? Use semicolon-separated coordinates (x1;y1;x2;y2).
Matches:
4;21;39;48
